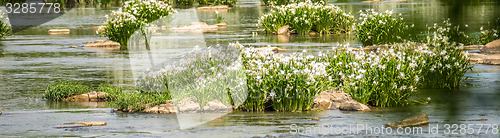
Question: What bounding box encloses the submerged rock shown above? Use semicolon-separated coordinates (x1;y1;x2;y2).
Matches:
481;39;500;54
384;113;429;128
469;53;500;65
170;22;224;32
48;29;70;35
312;91;370;111
57;122;107;128
83;40;121;48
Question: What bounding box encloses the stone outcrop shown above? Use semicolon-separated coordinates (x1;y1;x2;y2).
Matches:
83;40;121;48
202;100;231;112
469;53;500;65
62;91;108;102
196;5;230;11
312;91;370;111
277;25;290;35
170;22;225;32
385;113;429;128
176;98;201;113
48;29;70;35
481;39;500;54
143;100;178;114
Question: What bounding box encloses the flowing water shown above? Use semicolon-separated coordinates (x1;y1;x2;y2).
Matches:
0;0;499;137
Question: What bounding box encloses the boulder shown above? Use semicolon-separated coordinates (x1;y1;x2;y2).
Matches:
481;39;500;54
83;40;121;48
463;45;484;50
469;53;500;65
312;91;370;111
385;113;429;128
277;25;290;35
339;102;370;111
176;98;201;113
196;5;230;11
48;29;70;35
203;100;231;112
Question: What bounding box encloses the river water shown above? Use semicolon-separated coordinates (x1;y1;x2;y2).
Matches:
0;0;499;137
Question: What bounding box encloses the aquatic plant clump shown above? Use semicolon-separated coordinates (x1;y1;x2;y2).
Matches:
423;19;472;46
479;27;499;45
97;0;176;46
0;10;12;39
355;9;412;46
43;82;91;100
258;1;354;35
241;48;330;111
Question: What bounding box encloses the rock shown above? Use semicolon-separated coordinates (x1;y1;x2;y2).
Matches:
463;45;484;50
308;32;317;35
469;53;500;65
62;92;108;102
170;22;221;32
202;100;231;112
312;92;333;110
277;35;290;43
176;98;201;113
277;25;290;35
254;47;290;53
0;107;2;115
312;91;370;111
310;117;320;121
215;22;227;28
59;122;107;128
385;113;429;128
481;39;500;54
90;26;104;30
69;46;78;48
339;102;370;111
83;40;121;48
196;5;230;10
48;29;70;35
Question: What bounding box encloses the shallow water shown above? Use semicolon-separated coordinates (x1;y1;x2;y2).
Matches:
0;0;499;137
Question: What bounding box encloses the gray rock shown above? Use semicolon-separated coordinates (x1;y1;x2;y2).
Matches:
277;25;290;35
481;39;500;54
385;113;430;128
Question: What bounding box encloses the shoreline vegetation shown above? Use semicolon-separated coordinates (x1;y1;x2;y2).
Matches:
43;0;499;113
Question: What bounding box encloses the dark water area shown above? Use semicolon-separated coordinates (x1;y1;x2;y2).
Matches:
0;0;499;137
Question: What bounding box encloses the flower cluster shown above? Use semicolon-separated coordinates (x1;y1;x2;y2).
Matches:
355;9;413;46
241;47;330;111
423;19;472;46
258;0;354;35
479;27;499;45
97;0;176;46
0;10;12;39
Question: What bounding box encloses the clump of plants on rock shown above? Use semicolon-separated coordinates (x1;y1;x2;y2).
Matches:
0;10;12;39
43;82;123;101
479;27;499;45
97;0;176;46
258;0;354;35
355;9;413;46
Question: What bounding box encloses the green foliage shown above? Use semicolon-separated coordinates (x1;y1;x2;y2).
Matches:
422;19;472;46
0;11;12;39
98;0;176;46
173;0;195;6
355;9;412;46
479;27;499;45
112;92;168;110
258;1;354;35
216;11;224;24
198;0;237;7
43;82;90;101
97;83;123;100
